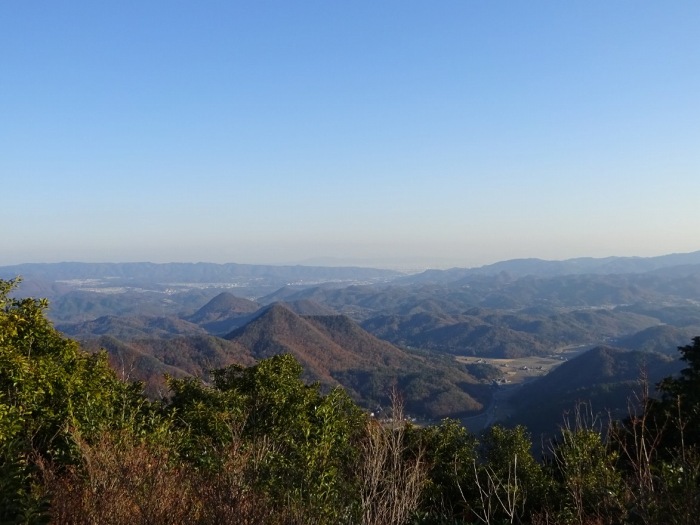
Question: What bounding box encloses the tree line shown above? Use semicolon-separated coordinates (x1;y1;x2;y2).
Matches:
1;278;698;524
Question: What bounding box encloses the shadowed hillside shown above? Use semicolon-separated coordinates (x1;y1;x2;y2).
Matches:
362;307;659;357
59;315;206;340
225;304;487;418
185;292;261;323
506;346;682;441
615;324;700;355
184;292;261;334
81;334;255;397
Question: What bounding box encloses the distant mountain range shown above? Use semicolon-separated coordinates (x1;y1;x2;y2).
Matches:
4;249;700;286
5;250;700;426
400;250;700;283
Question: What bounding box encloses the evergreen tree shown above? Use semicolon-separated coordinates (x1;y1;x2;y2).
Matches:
657;336;700;449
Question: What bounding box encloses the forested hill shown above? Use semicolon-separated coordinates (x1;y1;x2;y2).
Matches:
26;251;700;425
509;346;684;440
223;304;487;417
2;277;700;524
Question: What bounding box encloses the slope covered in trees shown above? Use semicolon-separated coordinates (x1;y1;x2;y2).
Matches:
509;346;682;441
224;304;487;417
2;278;700;524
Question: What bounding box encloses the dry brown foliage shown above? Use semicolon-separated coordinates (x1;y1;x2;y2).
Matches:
39;431;277;525
359;390;427;525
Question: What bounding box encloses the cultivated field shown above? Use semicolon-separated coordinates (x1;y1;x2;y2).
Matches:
457;345;593;432
455;345;592;385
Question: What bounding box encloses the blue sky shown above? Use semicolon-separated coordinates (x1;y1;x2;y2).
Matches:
2;1;699;268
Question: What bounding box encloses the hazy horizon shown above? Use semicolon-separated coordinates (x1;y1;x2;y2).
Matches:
3;2;699;268
3;248;700;274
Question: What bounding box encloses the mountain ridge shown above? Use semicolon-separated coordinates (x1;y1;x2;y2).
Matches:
224;304;486;418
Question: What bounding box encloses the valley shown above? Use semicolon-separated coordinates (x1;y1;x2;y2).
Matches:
2;253;700;426
456;344;595;432
457;343;592;385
